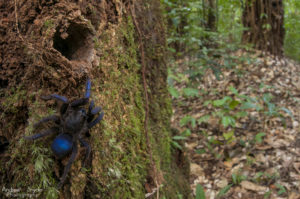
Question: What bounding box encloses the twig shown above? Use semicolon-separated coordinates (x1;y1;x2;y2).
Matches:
14;0;24;41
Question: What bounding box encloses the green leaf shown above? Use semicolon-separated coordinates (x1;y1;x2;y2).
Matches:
197;115;210;124
171;141;182;150
213;96;232;107
255;132;266;144
223;131;235;142
235;111;248;118
275;183;286;195
195;149;206;154
183;87;199;97
217;184;232;198
263;93;273;103
222;116;235;127
204;100;211;106
240;101;257;110
168;87;179;99
180;115;196;128
229;100;240;109
172;136;187;140
181;129;191;137
280;107;293;118
264;191;271;198
239;139;246;147
195;184;206;199
229;86;238;95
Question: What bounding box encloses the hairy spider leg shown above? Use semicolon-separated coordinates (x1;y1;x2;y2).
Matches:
87;106;102;122
33;115;60;128
79;138;91;167
70;79;91;107
70;98;89;107
88;112;104;129
85;78;91;99
24;127;58;140
58;141;78;188
91;107;102;115
41;94;68;103
88;100;95;112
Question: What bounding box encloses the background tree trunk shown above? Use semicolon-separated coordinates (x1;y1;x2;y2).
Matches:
0;0;190;198
206;0;217;32
242;0;285;56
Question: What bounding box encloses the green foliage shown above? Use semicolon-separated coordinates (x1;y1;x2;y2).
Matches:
254;132;266;144
217;184;232;198
231;172;247;185
284;0;300;62
275;183;287;196
195;184;206;199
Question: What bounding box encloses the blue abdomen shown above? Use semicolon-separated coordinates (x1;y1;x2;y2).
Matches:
51;134;72;159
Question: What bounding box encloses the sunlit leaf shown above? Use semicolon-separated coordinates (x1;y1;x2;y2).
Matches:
180;115;196;128
280;107;293;118
229;100;240;109
255;132;266;144
195;184;206;199
171;141;182;150
195;149;206;154
168;87;179;99
197;115;210;124
217;184;232;198
213;96;232;107
223;131;235;142
183;87;199;97
222;116;235;127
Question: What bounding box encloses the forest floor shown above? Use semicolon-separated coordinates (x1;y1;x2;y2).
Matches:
170;51;300;199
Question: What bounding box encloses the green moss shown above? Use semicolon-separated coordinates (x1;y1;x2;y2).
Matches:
86;17;148;198
0;94;59;198
1;85;27;115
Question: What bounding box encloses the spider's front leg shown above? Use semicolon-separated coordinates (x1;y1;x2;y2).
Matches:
24;127;58;140
87;100;104;128
88;111;104;129
41;94;68;103
33;115;60;128
70;79;91;107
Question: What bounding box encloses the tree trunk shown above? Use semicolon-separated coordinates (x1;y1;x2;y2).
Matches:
0;0;190;198
242;0;285;56
206;0;217;32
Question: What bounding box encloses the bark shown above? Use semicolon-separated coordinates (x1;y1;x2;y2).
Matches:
242;0;285;56
0;0;190;198
206;0;217;32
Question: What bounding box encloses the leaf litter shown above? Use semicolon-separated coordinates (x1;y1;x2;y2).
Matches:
170;50;300;199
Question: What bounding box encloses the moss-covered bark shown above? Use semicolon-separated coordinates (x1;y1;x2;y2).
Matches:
0;0;191;198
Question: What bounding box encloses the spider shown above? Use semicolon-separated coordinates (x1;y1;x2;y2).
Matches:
24;79;104;187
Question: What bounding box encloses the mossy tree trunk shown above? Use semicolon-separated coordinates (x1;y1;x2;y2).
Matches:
0;0;190;198
242;0;285;56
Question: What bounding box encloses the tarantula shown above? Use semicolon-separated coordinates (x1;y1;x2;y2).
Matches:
24;79;104;187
